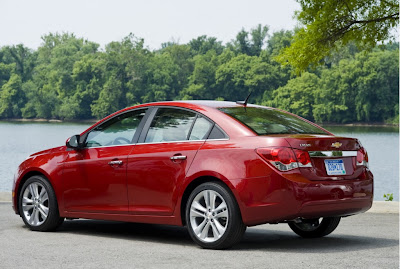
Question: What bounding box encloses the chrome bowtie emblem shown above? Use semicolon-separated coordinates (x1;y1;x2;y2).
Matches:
331;142;342;148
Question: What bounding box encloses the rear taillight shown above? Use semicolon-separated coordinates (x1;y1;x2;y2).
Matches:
256;147;312;171
357;148;369;168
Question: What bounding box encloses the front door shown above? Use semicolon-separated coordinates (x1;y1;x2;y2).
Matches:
63;108;148;214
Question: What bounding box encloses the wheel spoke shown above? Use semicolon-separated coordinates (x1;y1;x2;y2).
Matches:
28;209;35;225
214;219;226;235
214;201;227;212
22;197;33;204
39;188;48;201
42;192;48;203
204;191;210;208
210;222;220;239
39;204;49;215
33;183;40;198
29;208;40;225
190;208;205;218
192;201;207;213
29;184;36;198
210;191;217;211
34;208;40;225
194;219;207;235
199;222;211;239
38;206;48;219
214;209;228;219
22;204;34;211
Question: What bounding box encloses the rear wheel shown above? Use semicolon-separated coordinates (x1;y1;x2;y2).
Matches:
186;182;246;249
288;217;341;238
19;175;64;231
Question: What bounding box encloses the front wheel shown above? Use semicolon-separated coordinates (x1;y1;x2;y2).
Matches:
288;217;341;238
19;175;64;231
186;182;246;249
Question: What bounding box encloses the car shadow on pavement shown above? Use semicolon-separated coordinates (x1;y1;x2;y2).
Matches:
56;219;398;252
237;227;399;252
57;219;194;246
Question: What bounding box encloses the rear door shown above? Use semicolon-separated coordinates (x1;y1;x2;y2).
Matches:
126;107;213;215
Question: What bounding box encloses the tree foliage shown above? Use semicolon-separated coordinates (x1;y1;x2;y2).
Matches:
277;0;399;72
0;27;398;124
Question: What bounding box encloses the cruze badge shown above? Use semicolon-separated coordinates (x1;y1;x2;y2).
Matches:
331;142;342;148
299;143;311;147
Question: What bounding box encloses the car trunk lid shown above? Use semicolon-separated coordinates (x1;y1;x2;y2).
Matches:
284;134;363;180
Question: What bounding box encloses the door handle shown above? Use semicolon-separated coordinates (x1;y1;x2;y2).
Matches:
108;160;123;165
170;155;187;161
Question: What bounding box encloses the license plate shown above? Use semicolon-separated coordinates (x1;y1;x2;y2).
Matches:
324;159;346;175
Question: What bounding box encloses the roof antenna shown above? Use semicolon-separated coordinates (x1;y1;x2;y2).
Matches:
236;91;252;106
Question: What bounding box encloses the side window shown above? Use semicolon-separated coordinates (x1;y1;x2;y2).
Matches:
207;125;227;140
86;109;147;147
145;108;196;143
189;116;213;140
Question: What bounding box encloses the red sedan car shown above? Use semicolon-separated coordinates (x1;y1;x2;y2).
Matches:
12;101;373;249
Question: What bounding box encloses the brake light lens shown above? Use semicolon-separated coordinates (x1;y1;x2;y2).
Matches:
256;147;312;171
357;148;369;168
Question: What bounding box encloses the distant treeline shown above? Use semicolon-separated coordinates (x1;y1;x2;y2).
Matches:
0;25;398;123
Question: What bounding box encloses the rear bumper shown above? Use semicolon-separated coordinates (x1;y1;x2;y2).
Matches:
234;170;373;226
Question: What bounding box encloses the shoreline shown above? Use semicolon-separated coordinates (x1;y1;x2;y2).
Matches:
0;118;97;124
0;192;398;213
321;123;399;127
1;118;398;127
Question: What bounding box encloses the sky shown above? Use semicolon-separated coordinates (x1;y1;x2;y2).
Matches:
1;0;300;50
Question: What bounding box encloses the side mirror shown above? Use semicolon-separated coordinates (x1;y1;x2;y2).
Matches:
66;135;83;149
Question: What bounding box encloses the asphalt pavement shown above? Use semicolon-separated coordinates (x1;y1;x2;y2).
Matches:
0;202;398;269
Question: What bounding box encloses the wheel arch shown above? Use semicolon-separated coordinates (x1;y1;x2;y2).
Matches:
179;175;243;226
15;170;54;215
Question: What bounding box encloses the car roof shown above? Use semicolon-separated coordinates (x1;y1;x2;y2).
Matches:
140;100;270;109
80;100;260;137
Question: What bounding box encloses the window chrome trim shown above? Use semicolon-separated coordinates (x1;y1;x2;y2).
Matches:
136;139;206;145
308;151;358;157
84;143;137;149
135;137;230;146
205;138;230;141
79;137;232;149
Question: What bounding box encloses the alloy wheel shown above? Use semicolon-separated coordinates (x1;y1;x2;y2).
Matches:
189;189;229;242
22;182;49;226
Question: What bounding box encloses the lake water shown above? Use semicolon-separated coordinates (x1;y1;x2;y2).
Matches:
0;122;398;201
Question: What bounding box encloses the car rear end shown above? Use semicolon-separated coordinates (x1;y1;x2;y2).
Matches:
217;105;373;225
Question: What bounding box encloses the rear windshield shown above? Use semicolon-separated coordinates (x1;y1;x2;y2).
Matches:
218;107;328;135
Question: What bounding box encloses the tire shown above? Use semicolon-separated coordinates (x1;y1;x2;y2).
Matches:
185;182;246;249
18;175;64;231
288;217;341;238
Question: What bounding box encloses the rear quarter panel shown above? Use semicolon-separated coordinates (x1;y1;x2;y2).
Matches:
178;137;293;223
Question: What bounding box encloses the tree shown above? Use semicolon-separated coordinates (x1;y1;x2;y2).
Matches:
91;75;123;118
228;24;269;56
188;35;224;55
0;74;24;118
267;30;294;57
250;24;269;56
277;0;399;72
216;54;282;102
266;72;319;120
180;50;220;100
0;45;37;82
